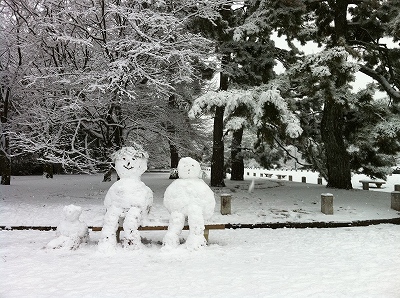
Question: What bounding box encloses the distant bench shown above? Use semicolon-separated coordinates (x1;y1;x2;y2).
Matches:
276;174;286;180
259;173;273;178
359;180;386;190
91;224;226;243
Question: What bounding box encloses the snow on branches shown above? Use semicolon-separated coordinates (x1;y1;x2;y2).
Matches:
256;89;302;138
189;86;302;138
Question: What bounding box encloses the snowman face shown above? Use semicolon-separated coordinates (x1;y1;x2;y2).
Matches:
177;157;201;179
114;153;147;178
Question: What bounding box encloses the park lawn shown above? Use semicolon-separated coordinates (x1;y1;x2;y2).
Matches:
1;171;399;297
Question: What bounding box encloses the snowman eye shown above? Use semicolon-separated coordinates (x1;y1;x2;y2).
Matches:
122;157;126;161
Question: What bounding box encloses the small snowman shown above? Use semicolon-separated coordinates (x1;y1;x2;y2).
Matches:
46;204;88;250
98;145;153;251
163;157;215;250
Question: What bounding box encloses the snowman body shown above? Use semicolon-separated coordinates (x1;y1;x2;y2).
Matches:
99;146;153;251
46;204;88;250
163;157;215;250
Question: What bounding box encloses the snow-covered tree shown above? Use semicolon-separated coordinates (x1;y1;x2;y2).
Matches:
189;86;303;174
190;2;301;183
1;0;34;184
1;0;230;179
237;0;400;189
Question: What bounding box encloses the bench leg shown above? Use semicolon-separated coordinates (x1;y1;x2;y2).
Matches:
376;183;382;188
362;182;369;190
116;226;122;243
204;229;209;242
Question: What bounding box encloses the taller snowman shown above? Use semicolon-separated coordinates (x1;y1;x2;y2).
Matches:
99;145;153;251
163;157;215;250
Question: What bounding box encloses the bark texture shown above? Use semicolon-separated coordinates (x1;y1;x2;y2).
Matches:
230;128;244;181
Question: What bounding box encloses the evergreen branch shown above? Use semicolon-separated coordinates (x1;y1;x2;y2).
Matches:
273;137;309;167
358;64;400;103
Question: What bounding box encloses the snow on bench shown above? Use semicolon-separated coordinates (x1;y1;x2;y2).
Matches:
359;180;386;190
91;224;226;243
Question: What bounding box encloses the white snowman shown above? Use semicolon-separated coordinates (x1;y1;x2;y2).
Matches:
46;204;88;250
163;157;215;250
98;145;153;251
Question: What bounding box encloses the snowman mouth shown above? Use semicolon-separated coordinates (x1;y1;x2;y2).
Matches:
123;165;134;170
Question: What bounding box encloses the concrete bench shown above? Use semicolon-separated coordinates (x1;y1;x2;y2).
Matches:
91;224;226;243
359;180;386;190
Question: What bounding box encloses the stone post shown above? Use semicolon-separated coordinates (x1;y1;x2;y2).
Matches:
394;185;400;191
317;177;322;185
321;193;334;215
220;194;232;215
391;191;400;211
289;175;293;181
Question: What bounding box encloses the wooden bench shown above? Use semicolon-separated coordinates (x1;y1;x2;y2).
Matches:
276;174;286;179
91;224;226;243
359;180;386;190
265;173;273;178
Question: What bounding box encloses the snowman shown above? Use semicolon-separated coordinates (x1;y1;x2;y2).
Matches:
163;157;215;250
46;204;88;250
98;145;153;251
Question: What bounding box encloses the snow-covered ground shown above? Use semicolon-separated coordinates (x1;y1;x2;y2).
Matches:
1;171;400;297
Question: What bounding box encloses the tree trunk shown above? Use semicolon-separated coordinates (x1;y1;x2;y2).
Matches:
211;105;226;187
44;164;53;179
0;153;11;185
319;0;352;190
210;61;229;187
167;95;179;179
321;98;352;189
230;127;244;180
169;141;179;179
1;87;11;185
103;167;113;182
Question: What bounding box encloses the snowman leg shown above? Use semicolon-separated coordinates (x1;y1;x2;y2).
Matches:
46;235;69;250
122;206;142;249
186;205;206;250
163;211;185;248
99;205;123;248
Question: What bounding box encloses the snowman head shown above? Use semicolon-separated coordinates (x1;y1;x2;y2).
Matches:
177;157;202;179
63;204;82;222
111;145;148;179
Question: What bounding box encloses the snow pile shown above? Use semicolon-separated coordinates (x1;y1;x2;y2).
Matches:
98;145;153;252
46;204;88;250
163;157;216;250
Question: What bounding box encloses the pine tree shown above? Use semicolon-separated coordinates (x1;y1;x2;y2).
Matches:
239;0;400;188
